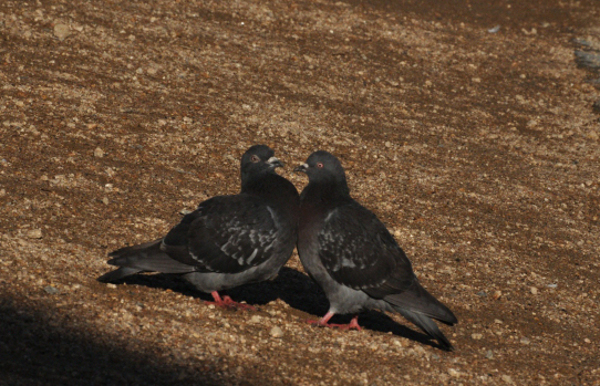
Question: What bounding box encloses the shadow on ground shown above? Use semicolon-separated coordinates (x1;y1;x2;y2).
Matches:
111;267;445;350
0;297;231;386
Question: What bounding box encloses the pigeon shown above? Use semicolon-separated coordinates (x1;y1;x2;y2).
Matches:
294;150;457;350
98;145;300;309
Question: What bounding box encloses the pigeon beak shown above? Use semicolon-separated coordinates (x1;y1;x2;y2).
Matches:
267;157;284;169
293;163;308;173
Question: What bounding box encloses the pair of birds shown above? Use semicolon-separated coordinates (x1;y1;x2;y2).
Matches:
98;145;457;350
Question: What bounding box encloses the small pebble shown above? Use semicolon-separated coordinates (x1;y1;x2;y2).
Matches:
106;283;117;289
44;285;60;294
477;290;487;297
485;350;494;359
53;23;70;41
448;368;460;378
471;333;483;340
530;286;538;295
249;315;262;324
27;229;43;239
94;147;105;158
502;374;514;384
102;197;109;205
520;337;531;345
269;326;284;338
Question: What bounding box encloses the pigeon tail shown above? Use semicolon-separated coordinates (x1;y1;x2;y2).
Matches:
382;281;458;325
97;266;144;283
397;308;454;351
97;239;195;283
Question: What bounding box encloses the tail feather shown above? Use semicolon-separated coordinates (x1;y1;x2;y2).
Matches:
380;280;457;349
384;281;457;325
108;239;163;260
97;267;143;283
98;238;195;283
397;308;454;350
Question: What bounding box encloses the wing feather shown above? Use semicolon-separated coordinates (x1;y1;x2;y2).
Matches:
162;195;280;273
318;201;414;294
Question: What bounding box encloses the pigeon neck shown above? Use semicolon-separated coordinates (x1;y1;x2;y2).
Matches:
242;172;293;203
304;179;350;203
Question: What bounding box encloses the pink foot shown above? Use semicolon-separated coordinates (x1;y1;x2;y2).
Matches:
307;312;362;331
205;291;256;311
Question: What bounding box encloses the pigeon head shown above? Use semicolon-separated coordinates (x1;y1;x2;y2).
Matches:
295;151;349;193
240;145;284;187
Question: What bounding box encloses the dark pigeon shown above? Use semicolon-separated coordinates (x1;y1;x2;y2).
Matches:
98;145;300;309
294;151;457;350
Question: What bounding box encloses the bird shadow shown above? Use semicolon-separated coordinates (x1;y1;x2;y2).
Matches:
108;267;448;350
108;267;329;311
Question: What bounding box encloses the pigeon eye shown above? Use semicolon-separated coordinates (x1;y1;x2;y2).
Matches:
316;162;324;169
251;155;260;163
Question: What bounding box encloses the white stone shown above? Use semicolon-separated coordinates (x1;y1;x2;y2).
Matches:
53;23;70;41
269;326;283;338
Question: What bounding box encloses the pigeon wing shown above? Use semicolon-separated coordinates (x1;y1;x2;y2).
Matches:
160;210;204;267
165;195;280;274
318;202;414;294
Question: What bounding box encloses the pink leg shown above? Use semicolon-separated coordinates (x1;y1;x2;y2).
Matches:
205;291;256;311
308;312;362;331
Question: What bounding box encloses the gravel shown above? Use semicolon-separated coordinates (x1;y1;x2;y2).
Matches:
1;0;599;384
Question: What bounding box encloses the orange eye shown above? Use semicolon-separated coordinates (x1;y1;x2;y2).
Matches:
251;155;260;163
316;162;324;168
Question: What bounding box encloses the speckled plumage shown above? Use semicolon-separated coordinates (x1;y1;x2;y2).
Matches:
295;150;457;350
98;145;299;308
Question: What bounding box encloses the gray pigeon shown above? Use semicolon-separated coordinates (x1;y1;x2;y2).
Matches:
98;145;300;309
294;151;457;350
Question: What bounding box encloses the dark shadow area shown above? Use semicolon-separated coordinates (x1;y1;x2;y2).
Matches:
109;267;330;312
353;310;448;351
301;309;447;351
0;297;232;386
111;267;447;350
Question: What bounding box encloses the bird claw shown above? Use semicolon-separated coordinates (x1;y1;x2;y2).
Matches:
307;319;362;331
205;295;256;311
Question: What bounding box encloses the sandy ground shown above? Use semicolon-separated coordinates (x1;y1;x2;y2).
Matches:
1;0;599;384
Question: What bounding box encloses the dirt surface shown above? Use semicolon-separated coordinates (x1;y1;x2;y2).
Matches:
1;0;599;384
